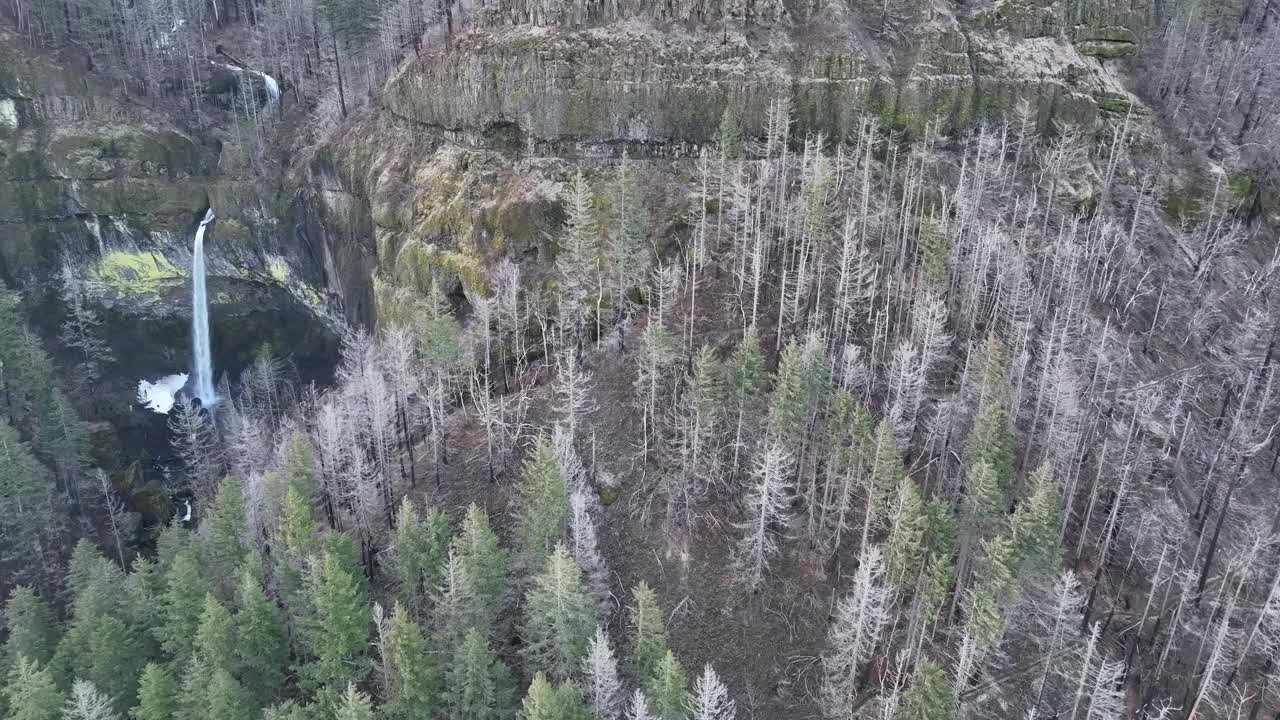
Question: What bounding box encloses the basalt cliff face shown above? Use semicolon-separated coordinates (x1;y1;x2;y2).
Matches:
1;0;1152;332
0;0;1155;449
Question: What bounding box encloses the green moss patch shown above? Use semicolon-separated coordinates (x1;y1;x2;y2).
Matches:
96;250;184;294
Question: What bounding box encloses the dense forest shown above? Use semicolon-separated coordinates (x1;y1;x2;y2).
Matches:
2;0;1280;718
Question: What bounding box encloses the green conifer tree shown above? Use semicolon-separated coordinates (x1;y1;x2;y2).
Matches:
718;106;744;161
130;664;177;720
3;586;56;667
280;432;317;500
0;425;59;590
444;629;514;720
193;594;234;673
123;558;164;662
605;153;649;318
300;542;371;690
202;669;255;720
232;567;287;703
627;581;669;684
644;651;688;720
899;659;952;720
964;336;1013;493
556;170;601;337
278;484;315;558
521;544;597;682
520;673;589;720
388;498;449;618
449;504;509;639
866;419;905;533
53;547;146;708
515;436;569;572
4;658;62;720
157;549;210;662
766;339;811;447
919;498;957;624
203;476;249;599
917;217;949;286
885;478;928;591
381;603;440;720
966;535;1017;648
333;683;373;720
1009;463;1063;576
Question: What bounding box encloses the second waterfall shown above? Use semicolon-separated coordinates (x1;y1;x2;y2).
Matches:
191;208;217;406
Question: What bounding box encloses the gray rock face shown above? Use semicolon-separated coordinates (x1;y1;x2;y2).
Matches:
386;14;1140;151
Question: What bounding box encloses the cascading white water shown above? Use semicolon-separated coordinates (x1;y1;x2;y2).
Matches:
191;208;217;406
259;71;280;106
213;62;279;107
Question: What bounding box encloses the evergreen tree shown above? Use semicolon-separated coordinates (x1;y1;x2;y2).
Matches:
333;683;373;720
82;614;144;709
4;658;62;720
152;527;193;579
718;106;744;161
301;541;371;690
157;549;210;662
4;586;56;667
232;567;287;704
280;432;318;500
964;336;1013;492
605;153;649;319
130;664;177;720
275;483;315;630
520;673;590;720
515;436;569;572
917;217;949;286
556;170;601;338
521;544;597;682
644;651;688;720
54;548;145;709
387;497;448;618
444;629;514;720
670;346;724;522
122;558;164;663
449;504;510;639
201;669;254;720
193;594;234;673
885;478;928;592
37;386;88;491
0;424;59;590
202;476;248;600
899;660;952;720
627;581;669;684
1009;463;1062;576
381;603;440;720
866;419;903;535
278;484;315;557
918;498;956;624
261;701;310;720
966;535;1017;649
765;339;811;447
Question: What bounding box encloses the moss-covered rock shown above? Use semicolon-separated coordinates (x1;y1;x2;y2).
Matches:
1075;39;1138;59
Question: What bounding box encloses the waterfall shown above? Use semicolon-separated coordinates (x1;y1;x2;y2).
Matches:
259;71;280;106
191;208;217;406
213;61;279;107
